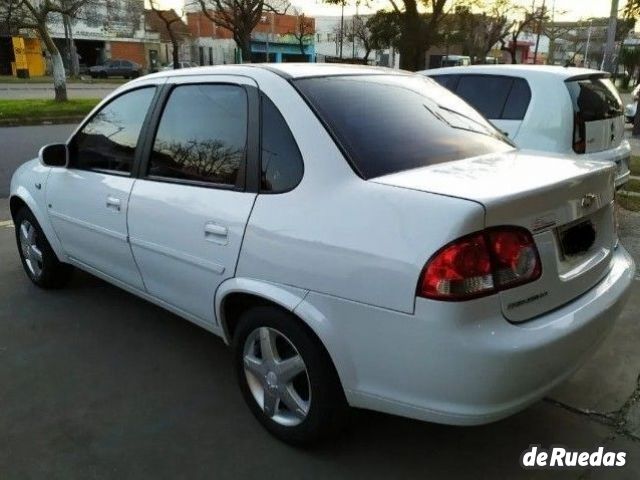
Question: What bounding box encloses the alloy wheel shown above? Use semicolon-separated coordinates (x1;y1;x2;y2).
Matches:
19;219;43;279
242;326;311;427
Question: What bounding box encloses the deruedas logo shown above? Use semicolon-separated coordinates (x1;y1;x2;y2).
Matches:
520;445;627;469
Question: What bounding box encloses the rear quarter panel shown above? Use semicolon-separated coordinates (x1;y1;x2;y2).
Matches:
236;73;486;314
512;75;574;153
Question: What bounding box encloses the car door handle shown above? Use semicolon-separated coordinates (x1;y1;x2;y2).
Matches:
106;196;121;211
204;222;228;244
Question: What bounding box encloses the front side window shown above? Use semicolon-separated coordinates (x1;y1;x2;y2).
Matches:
294;74;512;179
71;87;155;174
148;84;247;186
260;94;303;192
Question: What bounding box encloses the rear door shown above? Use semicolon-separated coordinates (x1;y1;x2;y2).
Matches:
453;74;531;140
127;76;258;325
565;75;625;153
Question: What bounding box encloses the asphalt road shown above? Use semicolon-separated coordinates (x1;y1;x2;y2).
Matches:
0;124;76;197
1;196;640;478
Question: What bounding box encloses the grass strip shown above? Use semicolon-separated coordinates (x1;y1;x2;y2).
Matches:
0;98;99;125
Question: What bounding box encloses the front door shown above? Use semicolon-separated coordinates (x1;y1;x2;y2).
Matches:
127;77;258;324
46;86;158;289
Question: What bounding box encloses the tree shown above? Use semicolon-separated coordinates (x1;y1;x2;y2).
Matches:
542;22;573;65
0;0;97;101
496;2;548;64
366;10;401;53
324;0;473;71
195;0;289;63
148;2;187;69
457;1;512;63
289;10;314;55
619;47;640;86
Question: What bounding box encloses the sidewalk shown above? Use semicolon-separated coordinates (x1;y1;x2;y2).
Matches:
0;82;118;100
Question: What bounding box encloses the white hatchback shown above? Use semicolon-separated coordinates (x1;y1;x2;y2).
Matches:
9;64;634;444
420;65;631;189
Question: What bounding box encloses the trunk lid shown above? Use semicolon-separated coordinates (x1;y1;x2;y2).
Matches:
372;150;617;322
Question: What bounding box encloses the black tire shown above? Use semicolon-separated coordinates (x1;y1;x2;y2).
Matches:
233;306;348;445
14;207;73;289
99;71;107;79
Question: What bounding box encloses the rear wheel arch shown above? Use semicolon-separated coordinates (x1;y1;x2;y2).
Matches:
216;281;351;400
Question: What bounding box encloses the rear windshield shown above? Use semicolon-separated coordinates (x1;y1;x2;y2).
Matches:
293;75;513;179
566;77;623;121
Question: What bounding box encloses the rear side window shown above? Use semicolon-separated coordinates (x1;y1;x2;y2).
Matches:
502;79;531;120
454;75;531;121
430;74;459;91
566;77;623;121
294;75;512;179
260;94;303;192
148;84;247;186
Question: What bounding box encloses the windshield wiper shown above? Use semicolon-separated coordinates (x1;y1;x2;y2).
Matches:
436;104;514;145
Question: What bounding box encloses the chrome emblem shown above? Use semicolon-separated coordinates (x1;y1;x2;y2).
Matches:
581;193;597;209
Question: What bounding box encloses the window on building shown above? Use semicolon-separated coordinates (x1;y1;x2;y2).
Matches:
209;47;213;65
148;84;248;186
261;94;303;192
199;46;204;66
71;87;156;174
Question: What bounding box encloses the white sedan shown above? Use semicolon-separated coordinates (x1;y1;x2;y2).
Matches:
419;65;631;189
9;64;634;444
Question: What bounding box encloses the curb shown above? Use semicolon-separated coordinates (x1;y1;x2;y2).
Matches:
0;116;83;127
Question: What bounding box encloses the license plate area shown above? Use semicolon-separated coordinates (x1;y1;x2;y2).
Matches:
559;220;596;257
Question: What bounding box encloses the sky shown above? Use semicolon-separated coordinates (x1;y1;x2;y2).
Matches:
157;0;625;21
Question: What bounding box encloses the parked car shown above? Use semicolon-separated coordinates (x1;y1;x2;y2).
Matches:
419;65;631;189
440;55;471;67
161;61;198;71
89;59;142;79
10;64;634;445
623;82;640;123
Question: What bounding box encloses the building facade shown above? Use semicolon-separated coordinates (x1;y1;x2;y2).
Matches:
1;0;163;77
186;10;315;65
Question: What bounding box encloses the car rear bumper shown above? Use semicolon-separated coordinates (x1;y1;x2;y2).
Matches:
581;141;631;189
299;246;634;425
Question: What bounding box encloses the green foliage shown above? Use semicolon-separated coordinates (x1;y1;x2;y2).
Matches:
620;47;640;81
366;10;401;50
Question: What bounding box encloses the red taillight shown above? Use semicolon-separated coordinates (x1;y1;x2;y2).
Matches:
418;227;541;301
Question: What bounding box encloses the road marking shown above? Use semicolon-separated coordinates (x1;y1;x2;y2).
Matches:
0;220;14;228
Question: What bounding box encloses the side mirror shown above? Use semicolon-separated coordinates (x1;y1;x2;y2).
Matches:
39;143;67;167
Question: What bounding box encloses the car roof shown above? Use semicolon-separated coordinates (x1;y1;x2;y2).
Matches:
419;64;607;80
142;63;409;81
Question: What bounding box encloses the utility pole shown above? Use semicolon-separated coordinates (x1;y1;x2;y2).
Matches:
352;1;359;58
533;0;546;64
584;20;592;68
339;0;345;59
603;0;619;73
